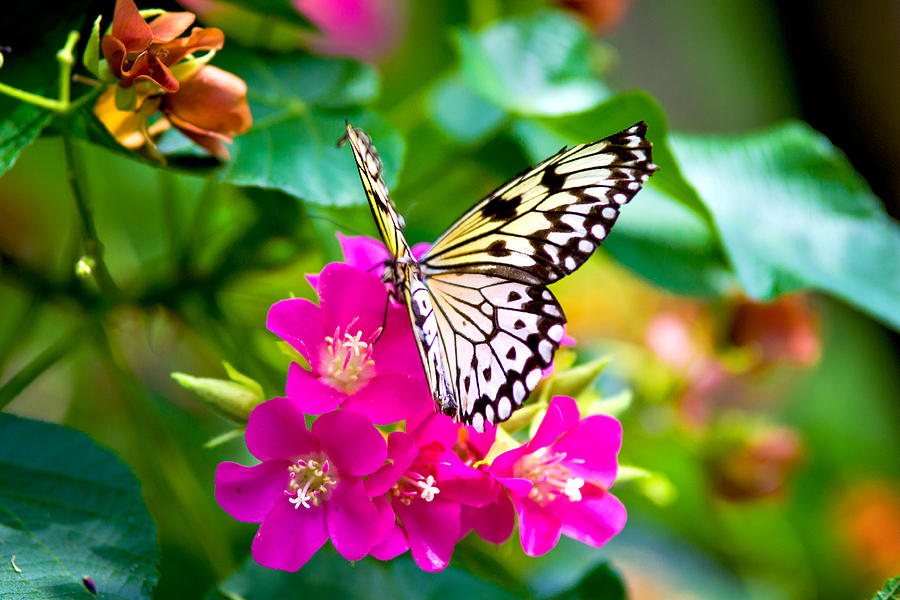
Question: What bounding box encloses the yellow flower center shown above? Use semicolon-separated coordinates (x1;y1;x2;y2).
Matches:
516;447;585;506
321;317;380;394
286;458;337;509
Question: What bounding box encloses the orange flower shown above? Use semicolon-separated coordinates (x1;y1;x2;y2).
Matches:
705;426;804;501
160;65;252;160
102;0;224;92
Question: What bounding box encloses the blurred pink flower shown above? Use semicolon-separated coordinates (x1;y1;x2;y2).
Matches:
489;395;626;556
293;0;406;61
364;414;499;571
729;294;820;367
267;263;430;424
215;398;387;570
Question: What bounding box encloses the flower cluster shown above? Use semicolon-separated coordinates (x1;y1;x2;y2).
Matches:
89;0;251;160
215;235;627;571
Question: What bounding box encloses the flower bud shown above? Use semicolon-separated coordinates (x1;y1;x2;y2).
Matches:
172;362;264;423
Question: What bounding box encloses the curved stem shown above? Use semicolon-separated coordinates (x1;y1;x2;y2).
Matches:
0;324;85;410
62;119;118;296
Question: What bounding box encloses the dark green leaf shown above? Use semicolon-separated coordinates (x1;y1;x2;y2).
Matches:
208;553;522;600
872;575;900;600
455;10;609;117
210;48;401;205
221;108;403;206
0;413;158;599
671;122;900;330
550;562;626;600
0;100;52;178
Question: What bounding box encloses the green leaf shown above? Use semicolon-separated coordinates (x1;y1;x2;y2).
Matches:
549;562;626;600
873;575;900;600
671;122;900;330
0;413;158;599
427;73;507;145
208;553;521;600
221;108;403;206
454;10;609;117
82;15;103;78
224;0;316;29
209;48;403;205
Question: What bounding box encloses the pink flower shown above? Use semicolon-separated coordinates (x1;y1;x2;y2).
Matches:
292;0;407;61
364;414;499;571
489;396;626;556
267;262;430;424
455;426;517;545
215;398;388;570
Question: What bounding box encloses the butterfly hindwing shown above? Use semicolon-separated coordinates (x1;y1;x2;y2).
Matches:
424;272;565;431
421;122;658;285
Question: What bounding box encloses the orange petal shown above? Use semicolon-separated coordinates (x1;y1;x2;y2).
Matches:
101;35;129;79
134;54;180;93
110;0;153;52
148;12;196;42
164;65;252;138
154;27;225;67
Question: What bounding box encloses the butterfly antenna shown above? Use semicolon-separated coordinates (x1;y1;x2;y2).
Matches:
303;212;369;238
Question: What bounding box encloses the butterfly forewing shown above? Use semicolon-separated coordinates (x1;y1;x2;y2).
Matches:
343;122;657;431
422;122;658;284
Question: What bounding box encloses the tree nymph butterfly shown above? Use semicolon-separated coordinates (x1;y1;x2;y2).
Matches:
340;123;658;432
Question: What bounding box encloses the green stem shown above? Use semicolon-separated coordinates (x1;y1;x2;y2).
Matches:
0;30;99;114
0;325;84;410
62;120;118;295
56;30;79;106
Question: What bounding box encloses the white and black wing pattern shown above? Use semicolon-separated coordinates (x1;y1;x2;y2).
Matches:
421;122;658;284
422;272;566;431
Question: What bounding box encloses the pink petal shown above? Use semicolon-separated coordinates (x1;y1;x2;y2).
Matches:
337;232;390;273
410;412;458;449
515;497;562;557
215;460;291;522
395;499;459;572
460;425;497;460
524;395;580;453
553;414;622;488
285;362;346;415
464;493;515;544
370;521;409;561
267;298;326;371
364;432;417;496
252;497;328;571
550;491;627;549
372;494;397;543
312;410;387;476
342;372;431;425
246;397;319;462
411;242;430;259
317;263;388;337
326;478;379;561
435;451;499;507
371;303;425;376
494;475;533;498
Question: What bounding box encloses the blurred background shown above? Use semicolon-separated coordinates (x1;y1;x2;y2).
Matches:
1;1;898;598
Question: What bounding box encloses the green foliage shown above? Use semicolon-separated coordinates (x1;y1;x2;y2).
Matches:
455;10;609;116
0;413;158;599
211;49;404;205
873;576;900;600
548;562;626;600
672;123;900;329
209;553;521;600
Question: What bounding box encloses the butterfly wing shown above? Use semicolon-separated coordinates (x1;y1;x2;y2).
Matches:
340;124;411;259
422;122;658;283
419;122;657;428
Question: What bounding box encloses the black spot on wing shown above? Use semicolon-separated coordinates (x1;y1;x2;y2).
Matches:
480;195;522;220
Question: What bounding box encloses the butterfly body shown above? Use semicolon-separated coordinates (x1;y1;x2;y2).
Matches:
341;123;657;431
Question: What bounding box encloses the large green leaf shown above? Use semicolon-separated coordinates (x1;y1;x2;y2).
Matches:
672;122;900;330
208;552;521;600
455;10;609;117
212;48;402;205
0;102;52;179
0;413;158;599
549;562;626;600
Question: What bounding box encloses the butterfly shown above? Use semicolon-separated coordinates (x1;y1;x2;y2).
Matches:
340;123;657;432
